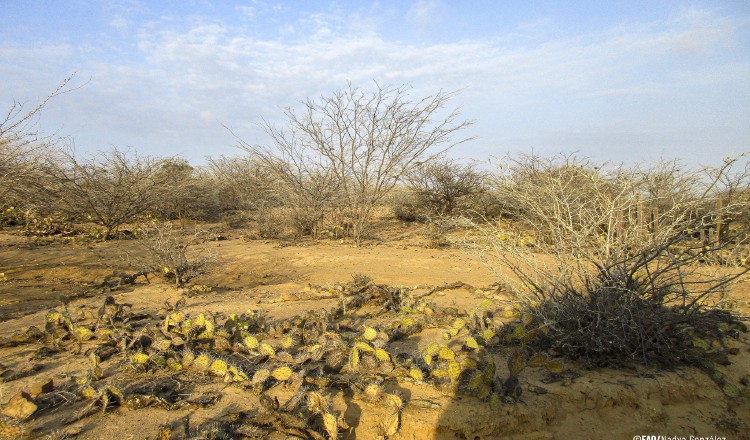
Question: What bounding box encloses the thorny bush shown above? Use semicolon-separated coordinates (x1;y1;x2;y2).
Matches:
128;221;213;286
468;153;750;370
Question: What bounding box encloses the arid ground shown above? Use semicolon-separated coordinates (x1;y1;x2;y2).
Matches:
1;216;749;439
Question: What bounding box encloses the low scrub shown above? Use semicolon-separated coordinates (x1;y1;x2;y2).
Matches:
469;153;750;373
127;221;213;286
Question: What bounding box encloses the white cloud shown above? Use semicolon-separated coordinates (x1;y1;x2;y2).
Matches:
406;0;440;27
0;5;747;165
110;14;131;30
236;5;256;19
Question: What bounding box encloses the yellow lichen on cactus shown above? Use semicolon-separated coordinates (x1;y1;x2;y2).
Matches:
374;348;391;362
363;327;378;341
482;329;495;341
75;327;95;341
81;385;97;399
209;359;228;374
259;343;275;357
194;354;211;370
46;311;61;323
354;342;374;352
521;313;534;326
244;335;259;350
424;342;440;356
131;352;150;365
409;368;424;381
271;366;293;381
349;347;360;368
545;360;564;373
722;382;740;398
169;311;186;323
438;346;455;361
154;338;172;352
307;391;328;414
193;313;206;327
692;338;710;350
322;412;337;440
166;358;183;371
197;319;215;339
490;393;501;410
468;372;483;390
447;361;462;381
151;354;166;368
477;384;492;400
431;369;449;379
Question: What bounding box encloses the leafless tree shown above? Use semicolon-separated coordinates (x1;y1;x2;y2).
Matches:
233;83;474;245
406;156;487;216
0;74;78;202
466;153;749;368
698;154;750;243
128;221;213;287
151;158;221;223
36;147;170;239
205;155;280;212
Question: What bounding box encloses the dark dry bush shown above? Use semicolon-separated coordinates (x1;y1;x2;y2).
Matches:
222;211;252;229
525;285;743;369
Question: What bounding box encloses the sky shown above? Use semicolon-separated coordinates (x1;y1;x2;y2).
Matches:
1;0;749;166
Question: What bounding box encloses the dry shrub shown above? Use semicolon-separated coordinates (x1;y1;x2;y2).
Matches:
422;217;454;248
254;205;286;239
469;153;749;369
222;211;252;229
391;189;426;222
128;221;213;286
406;157;487;216
234;83;474;245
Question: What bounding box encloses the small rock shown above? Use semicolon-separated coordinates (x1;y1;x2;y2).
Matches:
1;392;38;420
28;379;54;398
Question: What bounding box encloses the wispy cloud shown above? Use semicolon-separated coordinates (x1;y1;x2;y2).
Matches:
406;0;441;27
0;4;747;164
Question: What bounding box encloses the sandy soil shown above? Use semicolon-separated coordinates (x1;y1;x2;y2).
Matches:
0;220;749;439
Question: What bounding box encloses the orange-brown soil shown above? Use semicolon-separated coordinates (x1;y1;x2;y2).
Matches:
0;218;749;439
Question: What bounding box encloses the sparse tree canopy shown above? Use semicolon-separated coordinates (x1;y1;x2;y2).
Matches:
0;74;77;202
36;147;170;239
469;153;750;368
406;157;487;216
234;83;474;244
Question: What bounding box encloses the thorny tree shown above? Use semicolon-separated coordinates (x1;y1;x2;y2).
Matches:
205;155;280;212
406;156;487;216
0;74;78;203
235;83;474;245
37;148;171;239
468;153;750;368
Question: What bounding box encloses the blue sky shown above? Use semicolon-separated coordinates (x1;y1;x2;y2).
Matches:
1;1;748;166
